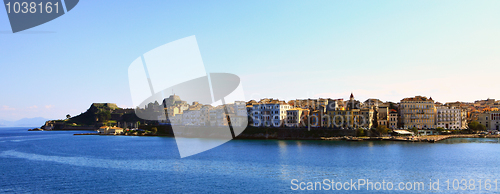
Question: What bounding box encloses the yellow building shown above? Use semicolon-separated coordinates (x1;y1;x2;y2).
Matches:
400;96;436;129
360;108;374;129
310;108;329;128
328;109;359;129
326;93;374;129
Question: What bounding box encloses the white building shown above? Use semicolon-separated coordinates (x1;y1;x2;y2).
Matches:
198;106;211;126
209;106;229;127
436;106;462;129
209;109;217;126
98;126;124;135
215;107;228;127
231;101;245;116
171;113;183;125
182;109;201;126
251;99;292;127
230;101;248;127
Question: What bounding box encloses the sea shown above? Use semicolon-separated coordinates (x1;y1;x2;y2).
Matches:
1;127;500;193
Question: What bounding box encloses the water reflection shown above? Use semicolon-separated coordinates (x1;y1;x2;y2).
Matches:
296;141;302;153
278;141;287;153
440;138;500;144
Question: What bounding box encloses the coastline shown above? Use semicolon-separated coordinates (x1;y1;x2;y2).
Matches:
72;131;500;143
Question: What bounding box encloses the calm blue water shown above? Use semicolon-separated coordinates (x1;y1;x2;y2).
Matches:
1;127;500;193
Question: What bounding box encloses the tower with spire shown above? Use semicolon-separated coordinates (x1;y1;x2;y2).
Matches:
346;92;360;110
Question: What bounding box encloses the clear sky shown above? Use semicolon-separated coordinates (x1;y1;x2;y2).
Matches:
1;0;500;121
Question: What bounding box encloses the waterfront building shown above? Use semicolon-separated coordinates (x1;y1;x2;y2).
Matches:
309;110;320;128
460;108;468;129
218;106;230;127
285;108;309;127
251;99;292;127
345;93;361;110
209;108;218;126
162;95;190;124
310;108;329;128
210;106;229;127
229;101;248;127
165;107;181;118
476;110;500;131
329;109;371;129
388;109;398;129
360;108;375;129
327;93;372;129
444;102;469;129
377;106;389;128
436;106;461;129
198;105;211;126
98;126;124;135
182;108;200;126
329;109;358;129
400;96;436;129
234;101;247;117
171;113;183;125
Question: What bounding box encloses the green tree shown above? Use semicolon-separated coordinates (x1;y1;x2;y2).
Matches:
468;121;486;132
468;121;478;130
151;127;157;134
375;125;389;136
436;127;444;134
97;110;111;122
410;127;419;136
356;128;365;137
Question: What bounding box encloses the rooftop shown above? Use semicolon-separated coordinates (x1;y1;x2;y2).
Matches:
401;96;433;102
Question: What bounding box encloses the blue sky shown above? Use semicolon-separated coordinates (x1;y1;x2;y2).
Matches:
1;0;500;120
